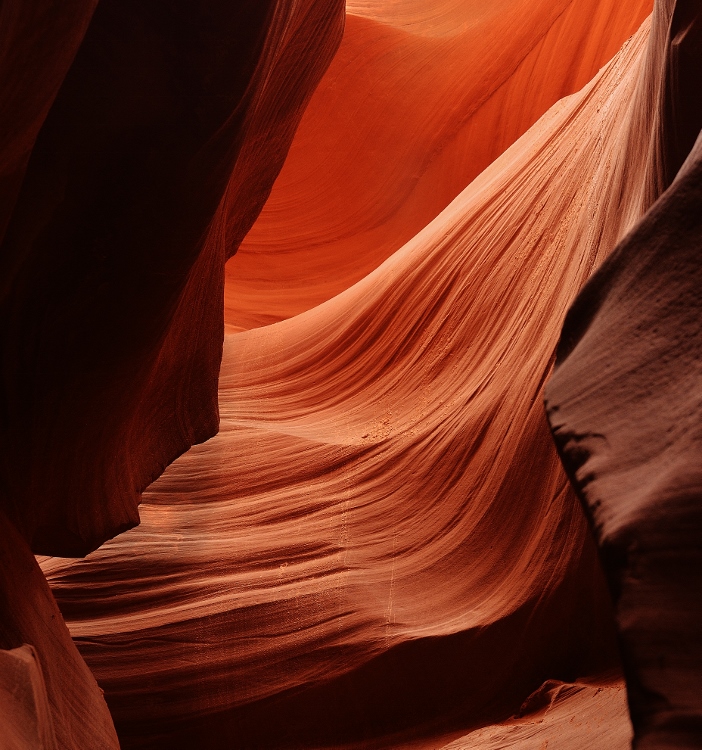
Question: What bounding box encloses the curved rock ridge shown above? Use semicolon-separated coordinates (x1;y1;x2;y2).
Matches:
0;0;344;556
545;3;702;747
344;0;517;38
42;14;670;747
223;0;652;331
437;677;632;750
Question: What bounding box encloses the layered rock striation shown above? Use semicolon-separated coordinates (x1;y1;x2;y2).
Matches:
2;0;699;747
224;0;652;330
0;1;344;746
43;9;687;746
0;0;344;558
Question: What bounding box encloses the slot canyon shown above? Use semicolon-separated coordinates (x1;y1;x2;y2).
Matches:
0;0;700;748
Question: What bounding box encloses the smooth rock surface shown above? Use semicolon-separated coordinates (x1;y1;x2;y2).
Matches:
224;0;652;330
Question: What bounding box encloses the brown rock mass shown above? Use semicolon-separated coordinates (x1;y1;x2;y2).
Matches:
545;4;702;745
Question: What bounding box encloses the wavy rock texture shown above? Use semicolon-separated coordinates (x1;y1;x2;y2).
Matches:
40;12;681;747
545;4;702;747
0;511;119;749
0;0;344;556
224;0;652;330
0;1;344;747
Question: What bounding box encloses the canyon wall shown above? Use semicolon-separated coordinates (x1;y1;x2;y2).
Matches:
0;0;344;557
224;0;652;329
0;1;344;745
2;0;699;747
44;8;688;747
546;3;702;746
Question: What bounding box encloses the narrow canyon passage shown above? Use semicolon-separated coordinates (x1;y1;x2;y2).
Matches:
43;8;672;748
1;0;700;748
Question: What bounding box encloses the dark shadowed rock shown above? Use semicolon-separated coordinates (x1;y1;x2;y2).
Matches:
0;0;98;245
0;0;344;556
0;509;119;747
546;11;702;738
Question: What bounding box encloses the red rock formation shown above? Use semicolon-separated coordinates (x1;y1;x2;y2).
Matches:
0;1;344;747
0;510;119;748
0;645;58;750
0;0;344;556
3;0;698;747
224;0;652;330
43;14;672;747
545;4;702;747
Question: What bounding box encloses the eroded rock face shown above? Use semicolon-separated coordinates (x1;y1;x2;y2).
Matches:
545;3;702;746
0;0;344;556
0;510;119;748
0;1;344;745
43;13;680;747
2;0;699;748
